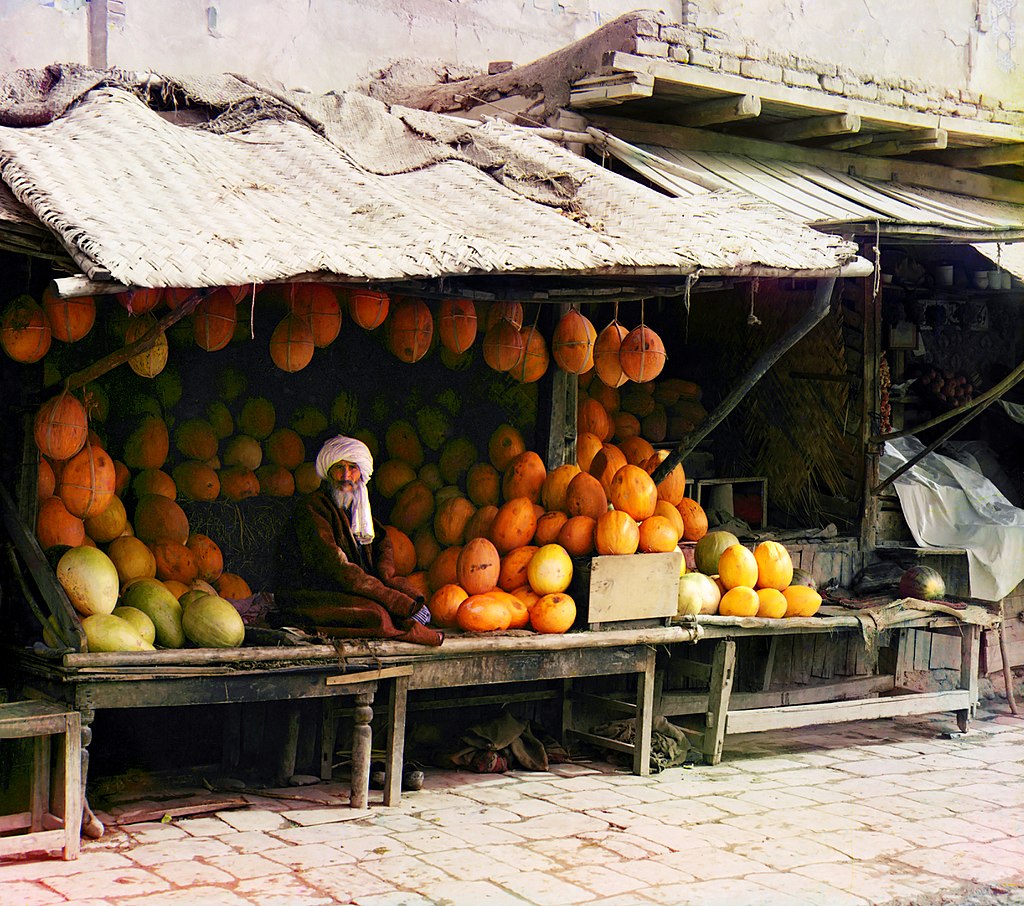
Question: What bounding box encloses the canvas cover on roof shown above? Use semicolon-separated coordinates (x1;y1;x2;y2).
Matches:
0;67;858;288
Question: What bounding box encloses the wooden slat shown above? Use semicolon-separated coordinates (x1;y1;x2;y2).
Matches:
858;128;948;157
568;729;635;755
325;666;413;685
588;113;1024;204
726;689;973;733
0;828;67;858
931;143;1024;169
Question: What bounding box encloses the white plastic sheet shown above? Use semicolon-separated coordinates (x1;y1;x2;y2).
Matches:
880;436;1024;601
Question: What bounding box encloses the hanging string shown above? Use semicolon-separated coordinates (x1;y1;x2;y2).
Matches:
747;277;761;326
612;299;619;324
250;283;257;340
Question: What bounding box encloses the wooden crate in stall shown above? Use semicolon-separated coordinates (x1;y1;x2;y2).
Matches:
570;551;681;630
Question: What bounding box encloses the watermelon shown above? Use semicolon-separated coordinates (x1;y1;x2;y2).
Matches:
331;390;359;434
120;578;185;648
898;565;946;601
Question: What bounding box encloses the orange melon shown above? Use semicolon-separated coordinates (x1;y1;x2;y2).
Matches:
429;584;468;628
718;544;758;590
457;538;501;596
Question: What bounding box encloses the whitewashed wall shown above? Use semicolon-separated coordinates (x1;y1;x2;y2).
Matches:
2;0;1021;106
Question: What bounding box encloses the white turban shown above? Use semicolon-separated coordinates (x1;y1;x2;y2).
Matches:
315;436;375;544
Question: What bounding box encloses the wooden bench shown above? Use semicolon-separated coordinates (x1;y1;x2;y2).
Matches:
333;626;700;804
7;645;394;836
0;700;81;860
661;602;997;764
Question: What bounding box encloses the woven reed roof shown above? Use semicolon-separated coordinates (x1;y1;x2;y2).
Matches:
0;68;859;288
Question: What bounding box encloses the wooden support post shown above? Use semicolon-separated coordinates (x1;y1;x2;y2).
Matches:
653;278;837;483
957;625;980;733
31;735;51;832
222;705;241;773
350;692;374;810
703;640;736;765
633;648;656;777
320;700;338;781
275;704;301;786
384;675;409;807
63;711;82;860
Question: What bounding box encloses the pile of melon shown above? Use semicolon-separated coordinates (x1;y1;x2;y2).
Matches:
373;411;707;634
677;530;823;620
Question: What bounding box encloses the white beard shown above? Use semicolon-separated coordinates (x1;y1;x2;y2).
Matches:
330;486;355;512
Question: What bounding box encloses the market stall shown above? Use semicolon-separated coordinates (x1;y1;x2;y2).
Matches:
8;65;983;851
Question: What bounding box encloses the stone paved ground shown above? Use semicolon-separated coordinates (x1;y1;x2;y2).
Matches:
2;701;1023;906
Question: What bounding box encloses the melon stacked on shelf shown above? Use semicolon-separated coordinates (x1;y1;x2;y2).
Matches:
677;530;822;620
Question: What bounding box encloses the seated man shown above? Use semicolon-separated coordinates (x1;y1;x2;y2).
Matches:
275;435;442;646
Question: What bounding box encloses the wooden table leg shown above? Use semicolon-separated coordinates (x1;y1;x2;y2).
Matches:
77;707;103;840
62;711;81;860
275;703;301;786
632;647;655;777
383;675;408;807
957;624;980;733
703;639;736;766
350;691;374;810
320;699;338;781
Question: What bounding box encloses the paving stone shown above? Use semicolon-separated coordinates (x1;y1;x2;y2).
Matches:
541;790;639;811
742;835;850;869
280;807;373;826
556;863;646;897
806;828;899;860
173;815;236;836
500;797;563;819
808;801;901;828
577;829;671;859
450;786;532;807
214;808;296;832
41;868;169;900
0;881;67;906
616;856;694;886
352;892;436;906
359;854;455;888
646;876;798;906
655;847;767;881
149;859;234;886
118;888;253;906
336;834;413;861
441;821;526;846
748;870;869;905
732;788;819;811
216;830;283;853
415;805;522;826
262;842;356;870
879;819;977;851
0;850;134;882
125;836;235;866
957;781;1024;807
123;823;190;845
858;794;955;822
527;835;621;866
785;784;848;805
493;869;595;904
729;757;811;774
620;798;732;824
971;807;1024;837
205;852;289;880
609;784;676;804
420;845;534;881
389;827;467;853
894;846;1024;885
419;878;538;905
367;813;435;833
546;775;617;792
236;872;335;905
547;763;604;777
300;864;396;901
795;861;938;903
490;811;608;840
586;894;659;905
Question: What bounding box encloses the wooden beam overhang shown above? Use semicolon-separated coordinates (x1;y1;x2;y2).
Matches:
586;113;1024;204
857;128;948;157
928;143;1024;169
667;93;761;128
753;112;861;143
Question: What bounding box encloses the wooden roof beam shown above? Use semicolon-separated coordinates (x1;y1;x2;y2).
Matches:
858;128;947;156
753;112;861;143
666;93;761;128
569;72;654;108
586;113;1024;204
930;143;1024;169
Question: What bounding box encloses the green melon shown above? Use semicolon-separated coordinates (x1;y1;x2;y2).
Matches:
120;578;185;648
206;401;234;439
82;614;154;652
330;390;359;434
182;595;246;648
790;567;818;591
111;606;157;645
178;589;210;613
416;407;451;451
291;404;328;438
56;547;119;616
694;530;740;576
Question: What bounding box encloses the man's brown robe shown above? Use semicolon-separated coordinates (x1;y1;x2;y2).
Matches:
275;488;442;646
